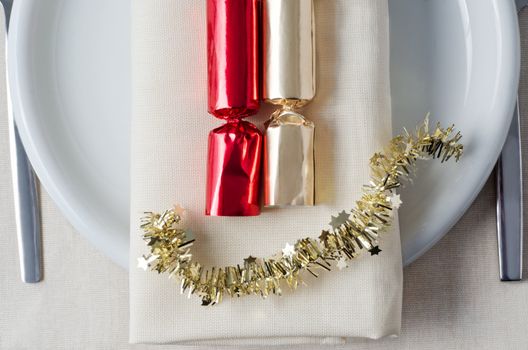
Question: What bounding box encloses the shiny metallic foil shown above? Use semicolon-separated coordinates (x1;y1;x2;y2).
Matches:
262;0;316;107
207;0;260;119
263;0;316;207
264;109;314;206
206;120;262;216
205;0;262;216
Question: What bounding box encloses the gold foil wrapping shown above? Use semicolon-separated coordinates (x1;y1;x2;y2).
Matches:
262;0;316;107
263;0;316;207
264;109;315;206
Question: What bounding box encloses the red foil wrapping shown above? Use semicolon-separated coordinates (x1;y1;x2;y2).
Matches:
207;0;260;120
206;0;262;216
206;121;263;216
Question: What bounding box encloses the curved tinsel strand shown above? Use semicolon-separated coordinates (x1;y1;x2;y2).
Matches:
138;119;463;305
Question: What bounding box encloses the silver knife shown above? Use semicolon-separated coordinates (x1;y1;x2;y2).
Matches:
496;0;527;282
1;0;42;283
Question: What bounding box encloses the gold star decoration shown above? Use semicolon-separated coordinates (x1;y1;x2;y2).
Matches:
173;204;186;217
329;210;350;230
244;255;257;265
336;257;348;270
390;194;402;209
137;255;150;271
319;230;331;242
369;246;382;256
282;243;296;258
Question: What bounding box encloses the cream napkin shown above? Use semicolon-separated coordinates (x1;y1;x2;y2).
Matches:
130;0;401;345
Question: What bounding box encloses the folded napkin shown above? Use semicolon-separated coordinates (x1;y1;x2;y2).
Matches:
130;0;401;345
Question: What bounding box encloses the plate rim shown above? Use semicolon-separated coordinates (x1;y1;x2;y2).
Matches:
395;1;519;265
8;0;520;269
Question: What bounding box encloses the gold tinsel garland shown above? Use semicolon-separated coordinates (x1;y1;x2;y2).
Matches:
138;119;463;305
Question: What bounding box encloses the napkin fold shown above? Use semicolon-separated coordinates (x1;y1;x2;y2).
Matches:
130;0;401;345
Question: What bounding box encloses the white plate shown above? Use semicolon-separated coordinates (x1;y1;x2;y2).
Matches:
9;0;519;268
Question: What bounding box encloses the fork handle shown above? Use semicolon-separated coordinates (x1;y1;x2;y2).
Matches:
9;122;42;283
3;0;42;283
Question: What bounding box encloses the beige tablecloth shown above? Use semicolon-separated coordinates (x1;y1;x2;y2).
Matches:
2;9;528;350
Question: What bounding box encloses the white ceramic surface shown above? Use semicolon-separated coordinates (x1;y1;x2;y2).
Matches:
8;0;519;268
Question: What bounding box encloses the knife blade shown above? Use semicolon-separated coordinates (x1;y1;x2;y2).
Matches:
2;0;42;283
497;103;523;281
496;0;526;282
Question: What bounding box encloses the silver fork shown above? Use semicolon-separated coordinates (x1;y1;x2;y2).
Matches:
1;0;42;283
496;0;527;282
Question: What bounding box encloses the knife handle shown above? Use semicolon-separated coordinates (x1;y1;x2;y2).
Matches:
496;100;523;281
